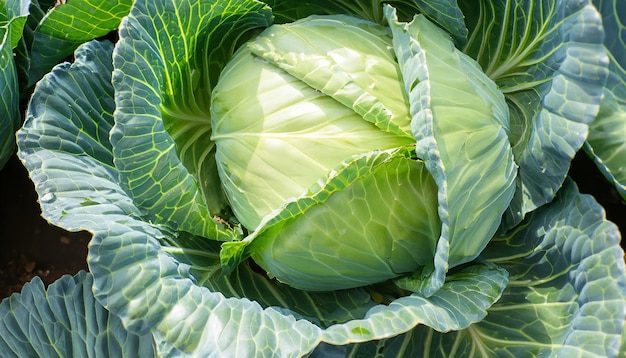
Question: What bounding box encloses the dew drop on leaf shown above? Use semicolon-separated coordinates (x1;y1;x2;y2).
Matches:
40;192;56;203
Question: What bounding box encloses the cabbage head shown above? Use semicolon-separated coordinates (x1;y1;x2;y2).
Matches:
212;14;507;291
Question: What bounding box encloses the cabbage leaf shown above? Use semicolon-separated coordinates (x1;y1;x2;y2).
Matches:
0;271;156;357
461;0;609;228
585;0;626;199
264;0;468;45
314;180;626;357
387;6;517;295
26;0;132;87
111;0;272;239
0;0;28;169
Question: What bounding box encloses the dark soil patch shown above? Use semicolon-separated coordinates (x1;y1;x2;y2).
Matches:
0;154;90;299
570;151;626;232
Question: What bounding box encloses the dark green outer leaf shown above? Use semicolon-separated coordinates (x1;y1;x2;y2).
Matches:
27;35;81;88
0;26;19;169
17;40;128;229
27;0;132;88
594;0;626;66
0;0;29;168
262;0;352;23
405;0;467;45
0;0;30;48
477;180;626;357
264;0;467;44
461;0;609;227
18;39;324;357
585;0;626;199
36;0;132;42
13;0;42;96
111;0;272;240
0;271;156;358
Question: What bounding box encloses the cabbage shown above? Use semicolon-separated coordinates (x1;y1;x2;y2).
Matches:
3;0;624;356
211;13;515;291
212;15;443;290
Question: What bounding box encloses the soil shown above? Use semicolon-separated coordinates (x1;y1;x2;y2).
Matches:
0;148;624;301
0;154;90;299
570;151;626;231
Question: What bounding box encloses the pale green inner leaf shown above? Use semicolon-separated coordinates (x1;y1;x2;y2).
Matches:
248;14;413;137
387;6;516;297
212;44;413;230
249;153;441;291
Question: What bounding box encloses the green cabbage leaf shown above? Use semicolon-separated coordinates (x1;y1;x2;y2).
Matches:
0;0;132;169
0;271;156;357
584;0;626;199
264;0;468;46
0;0;28;169
25;0;132;88
461;0;610;228
387;6;516;295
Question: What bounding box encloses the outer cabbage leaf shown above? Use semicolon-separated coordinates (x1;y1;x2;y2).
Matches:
17;37;508;357
0;26;19;170
387;7;516;296
17;39;318;357
460;0;609;227
26;0;132;87
0;271;156;357
404;0;467;46
0;0;29;48
13;0;43;96
161;232;379;327
315;180;626;357
0;0;29;169
111;0;272;239
584;0;626;199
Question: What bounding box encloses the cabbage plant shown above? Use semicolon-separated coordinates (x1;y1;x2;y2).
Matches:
0;0;132;169
1;0;625;356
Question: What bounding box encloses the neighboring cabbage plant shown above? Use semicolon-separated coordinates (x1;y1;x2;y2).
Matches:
585;0;626;199
1;0;625;357
0;0;132;169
